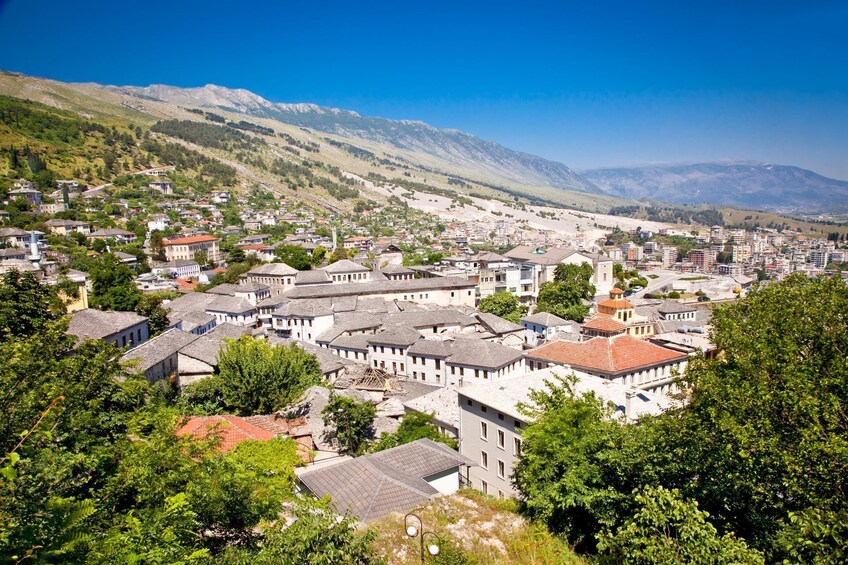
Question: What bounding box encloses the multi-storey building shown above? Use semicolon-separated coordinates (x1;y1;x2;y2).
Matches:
163;235;221;263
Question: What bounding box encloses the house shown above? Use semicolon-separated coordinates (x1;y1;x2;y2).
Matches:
379;264;415;281
474;313;525;349
294;269;332;286
8;186;42;205
458;366;673;498
657;301;697;322
271;298;335;342
152;260;202;279
504;245;614;297
121;329;198;385
283;277;478;308
67;308;149;349
587;288;655;339
88;228;137;244
163;235;221;263
0;227;31;248
38;203;68;215
176;323;252;384
44;219;91;236
297;438;473;522
148;181;174;195
240;262;298;292
321;259;372;283
520;312;579;346
147;214;170;232
524;334;688;395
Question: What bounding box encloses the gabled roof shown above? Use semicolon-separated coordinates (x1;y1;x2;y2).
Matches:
447;338;523;369
295;270;332;285
275;298;335;318
67;309;147;341
247;262;298;276
206;295;255;314
298;439;472;522
527;335;687;376
164;234;219;245
582;316;627;333
657;300;696;314
368;326;421;347
521;312;570;327
330;333;372;351
475;313;523;335
176;415;275;452
121;329;198;371
321;259;370;274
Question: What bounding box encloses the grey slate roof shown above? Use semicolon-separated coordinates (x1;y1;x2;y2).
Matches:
446;338;523;369
403;388;460;431
330;333;372;351
205;283;238;295
407;339;452;358
295;270;332;285
206;295;255;314
283;277;476;300
275;298;335;318
657;300;697;314
475;312;523;335
67;309;148;341
384;309;474;330
121;329;198;371
246;262;298;276
521;312;570;327
321;259;370;274
177;324;250;365
298;438;472;522
235;282;270;293
367;326;421;347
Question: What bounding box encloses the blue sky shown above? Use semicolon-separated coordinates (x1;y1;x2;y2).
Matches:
1;0;847;178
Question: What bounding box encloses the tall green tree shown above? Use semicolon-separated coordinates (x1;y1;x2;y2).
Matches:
90;253;142;311
134;294;171;336
274;245;312;271
322;393;376;455
534;262;595;322
478;291;527;324
216;337;322;415
0;269;60;343
597;486;764;565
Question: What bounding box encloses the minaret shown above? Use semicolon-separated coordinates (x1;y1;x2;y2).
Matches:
28;230;41;266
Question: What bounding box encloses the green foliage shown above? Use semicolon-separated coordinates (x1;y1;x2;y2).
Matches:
372;412;457;452
274;244;312;270
216;336;322;416
478;291;527;324
134;293;171;336
90;253;142;311
327;246;352;264
597;486;764;565
534;262;595;322
322;393;376;455
0;269;60;343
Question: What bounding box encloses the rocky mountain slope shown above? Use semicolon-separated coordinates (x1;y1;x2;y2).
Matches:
99;83;597;193
580;162;848;212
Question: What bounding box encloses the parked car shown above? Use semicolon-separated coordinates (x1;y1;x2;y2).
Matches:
630;285;643;291
698;295;711;302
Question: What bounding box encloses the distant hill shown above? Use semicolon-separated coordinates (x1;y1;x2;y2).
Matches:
98;83;598;193
580;162;848;212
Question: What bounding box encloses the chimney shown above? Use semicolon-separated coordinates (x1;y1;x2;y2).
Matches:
624;389;635;421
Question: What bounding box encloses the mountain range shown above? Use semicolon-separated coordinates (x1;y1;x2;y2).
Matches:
4;71;848;212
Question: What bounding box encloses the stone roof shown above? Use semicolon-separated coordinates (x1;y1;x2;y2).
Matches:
330;333;372;351
121;329;198;371
447;338;523;369
67;308;148;341
235;282;270;293
403;387;460;430
205;283;238;295
177;323;250;365
527;335;687;376
295;270;332;284
298;439;472;522
380;264;414;274
246;262;298;276
206;295;255;314
475;313;523;335
321;259;370;274
407;339;452;358
275;298;335;318
458;366;674;422
521;312;571;327
283;276;476;300
384;309;474;330
657;300;697;314
368;326;422;347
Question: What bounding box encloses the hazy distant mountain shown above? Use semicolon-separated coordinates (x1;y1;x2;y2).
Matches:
580;162;848;212
101;83;597;193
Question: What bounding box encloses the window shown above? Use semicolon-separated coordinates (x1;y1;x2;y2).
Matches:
466;399;472;406
481;422;488;440
497;430;505;449
481;480;488;494
498;490;505;500
497;460;505;478
481;405;487;413
121;335;127;347
481;451;488;469
514;438;522;456
435;359;441;369
498;413;504;421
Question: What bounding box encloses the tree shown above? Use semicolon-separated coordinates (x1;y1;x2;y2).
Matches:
0;270;60;343
372;412;457;452
311;245;327;266
149;230;166;262
478;292;527;324
89;253;142;311
534;262;596;322
597;486;764;565
274;245;312;271
216;337;322;415
194;249;209;268
327;246;351;264
134;294;171;336
322;393;376;455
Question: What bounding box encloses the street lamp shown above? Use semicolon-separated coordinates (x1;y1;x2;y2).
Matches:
404;513;441;563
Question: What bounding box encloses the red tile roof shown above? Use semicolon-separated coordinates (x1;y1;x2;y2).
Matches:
528;335;686;375
583;317;626;332
598;298;634;309
164;235;219;245
176;415;275;452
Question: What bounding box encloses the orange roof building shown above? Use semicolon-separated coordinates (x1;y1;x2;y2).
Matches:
582;316;627;338
163;234;221;263
525;334;687;394
177;415;275;452
590;288;655;339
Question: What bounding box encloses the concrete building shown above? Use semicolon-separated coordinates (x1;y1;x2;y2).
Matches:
458;367;673;498
503;245;614;298
163;235;221;263
67;309;149;349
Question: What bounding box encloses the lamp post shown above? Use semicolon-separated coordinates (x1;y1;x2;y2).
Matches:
404;512;441;564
